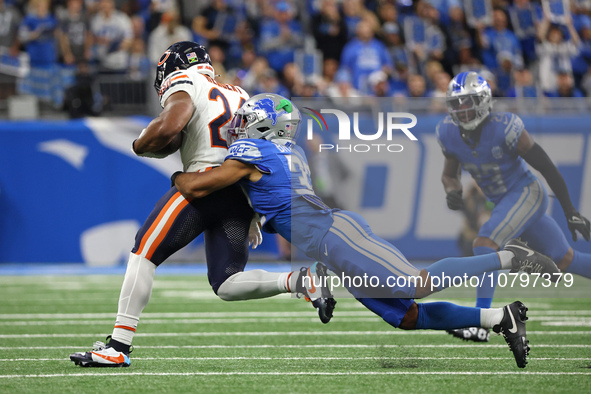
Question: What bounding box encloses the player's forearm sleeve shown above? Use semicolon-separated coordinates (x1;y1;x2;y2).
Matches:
522;143;575;214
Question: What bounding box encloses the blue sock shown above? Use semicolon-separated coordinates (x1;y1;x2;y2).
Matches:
567;250;591;279
416;302;481;330
473;246;499;309
425;253;501;291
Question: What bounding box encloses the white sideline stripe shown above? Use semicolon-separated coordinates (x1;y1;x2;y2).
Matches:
2;344;591;350
2;356;590;362
2;372;591;379
1;331;589;339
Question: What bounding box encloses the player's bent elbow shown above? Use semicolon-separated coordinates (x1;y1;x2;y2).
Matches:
185;187;212;199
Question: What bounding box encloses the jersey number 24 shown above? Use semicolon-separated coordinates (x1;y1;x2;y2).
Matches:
208;88;246;149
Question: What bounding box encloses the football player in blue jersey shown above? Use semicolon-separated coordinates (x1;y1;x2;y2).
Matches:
437;71;591;342
173;93;563;368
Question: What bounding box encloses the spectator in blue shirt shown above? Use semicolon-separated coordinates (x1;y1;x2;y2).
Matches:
18;0;60;105
340;19;393;94
192;0;240;49
545;71;584;97
259;1;303;73
425;0;461;25
403;1;446;74
19;0;58;66
477;8;524;71
508;0;541;65
505;68;541;98
442;6;471;69
252;68;290;97
571;4;591;35
494;51;516;96
571;20;591;85
343;0;366;40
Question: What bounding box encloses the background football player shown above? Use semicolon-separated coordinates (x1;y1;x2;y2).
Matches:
173;93;565;368
437;71;591;342
70;42;332;368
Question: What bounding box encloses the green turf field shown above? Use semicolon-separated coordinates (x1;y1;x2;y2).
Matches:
0;273;590;393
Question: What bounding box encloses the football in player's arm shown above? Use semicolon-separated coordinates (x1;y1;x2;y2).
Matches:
132;91;193;158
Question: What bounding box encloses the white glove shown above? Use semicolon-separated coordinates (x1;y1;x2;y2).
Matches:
248;214;263;249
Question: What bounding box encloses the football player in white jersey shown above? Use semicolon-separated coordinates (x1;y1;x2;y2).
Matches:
70;42;334;368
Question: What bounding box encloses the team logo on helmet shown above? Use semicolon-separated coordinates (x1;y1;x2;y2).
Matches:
158;51;171;66
253;98;287;126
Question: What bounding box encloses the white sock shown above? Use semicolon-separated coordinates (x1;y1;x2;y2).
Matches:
497;251;514;270
112;253;156;346
480;308;504;328
216;270;293;301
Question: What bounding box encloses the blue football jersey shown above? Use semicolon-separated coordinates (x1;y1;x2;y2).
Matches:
436;112;536;203
225;139;336;257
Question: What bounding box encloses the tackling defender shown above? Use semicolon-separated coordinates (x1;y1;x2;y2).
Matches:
70;42;333;368
438;71;591;342
173;93;563;368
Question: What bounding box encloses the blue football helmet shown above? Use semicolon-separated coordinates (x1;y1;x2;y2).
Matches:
154;41;214;94
446;71;492;131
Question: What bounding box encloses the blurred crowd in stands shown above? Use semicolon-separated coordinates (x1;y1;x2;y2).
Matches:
1;0;591;111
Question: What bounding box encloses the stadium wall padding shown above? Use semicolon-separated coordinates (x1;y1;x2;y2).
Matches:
0;115;589;264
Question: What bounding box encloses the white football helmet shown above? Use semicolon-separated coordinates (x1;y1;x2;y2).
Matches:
228;93;301;144
446;71;492;131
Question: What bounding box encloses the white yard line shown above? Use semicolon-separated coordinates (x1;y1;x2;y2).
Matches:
0;318;383;326
0;330;589;339
2;310;590;320
2;356;590;362
2;317;591;327
1;371;591;379
0;311;373;319
2;344;590;350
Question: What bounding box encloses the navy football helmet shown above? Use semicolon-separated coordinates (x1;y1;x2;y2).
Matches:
154;41;214;94
446;71;492;131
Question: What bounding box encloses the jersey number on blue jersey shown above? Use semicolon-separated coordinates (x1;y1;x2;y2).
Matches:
286;150;314;194
463;162;508;195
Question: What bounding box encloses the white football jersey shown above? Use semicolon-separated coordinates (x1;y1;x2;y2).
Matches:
159;67;249;173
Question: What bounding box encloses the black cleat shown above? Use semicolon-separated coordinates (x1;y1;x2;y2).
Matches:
492;301;530;368
70;337;131;367
296;262;336;324
447;327;490;342
504;239;561;282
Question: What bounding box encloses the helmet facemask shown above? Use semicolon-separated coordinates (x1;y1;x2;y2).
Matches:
446;92;491;131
